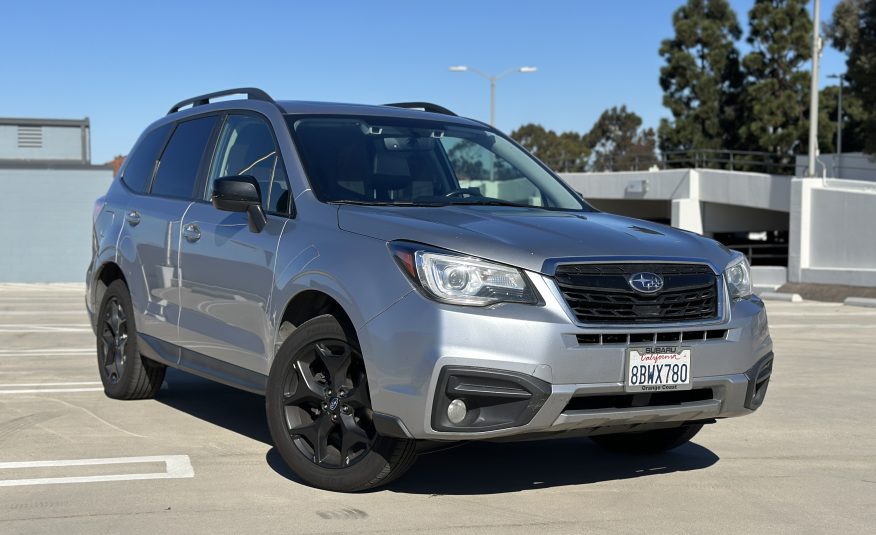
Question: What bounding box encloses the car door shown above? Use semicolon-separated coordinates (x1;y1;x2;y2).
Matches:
177;113;291;375
119;116;218;352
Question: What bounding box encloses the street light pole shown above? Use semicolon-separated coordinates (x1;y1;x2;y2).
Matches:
828;73;844;176
449;65;537;126
807;0;822;177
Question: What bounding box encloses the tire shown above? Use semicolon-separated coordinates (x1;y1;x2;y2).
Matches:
590;424;704;454
266;315;417;492
96;280;166;400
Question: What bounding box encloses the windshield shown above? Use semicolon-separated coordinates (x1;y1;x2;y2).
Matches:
286;115;590;211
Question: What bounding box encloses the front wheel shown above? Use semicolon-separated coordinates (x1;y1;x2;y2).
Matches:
265;315;417;492
590;424;704;454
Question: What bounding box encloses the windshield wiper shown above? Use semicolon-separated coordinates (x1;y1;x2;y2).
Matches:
327;200;446;207
443;198;537;208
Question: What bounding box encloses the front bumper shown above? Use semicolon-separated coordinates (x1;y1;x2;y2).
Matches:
360;272;773;441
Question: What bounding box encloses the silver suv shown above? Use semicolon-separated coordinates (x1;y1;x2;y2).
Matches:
86;88;773;492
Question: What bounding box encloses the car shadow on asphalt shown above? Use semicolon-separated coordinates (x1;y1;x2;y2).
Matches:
156;369;273;445
379;439;719;495
158;370;720;495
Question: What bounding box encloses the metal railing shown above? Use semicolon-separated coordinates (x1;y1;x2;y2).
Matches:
661;149;796;175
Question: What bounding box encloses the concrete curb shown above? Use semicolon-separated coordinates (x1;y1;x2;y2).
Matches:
844;297;876;308
760;292;803;303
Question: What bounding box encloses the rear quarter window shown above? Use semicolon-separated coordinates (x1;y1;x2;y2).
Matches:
151;116;218;199
120;123;171;193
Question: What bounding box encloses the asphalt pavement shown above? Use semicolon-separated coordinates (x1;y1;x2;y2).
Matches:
0;284;873;534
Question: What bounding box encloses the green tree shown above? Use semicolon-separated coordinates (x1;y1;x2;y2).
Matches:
818;84;866;153
845;0;876;154
658;0;744;155
586;106;658;172
739;0;812;157
824;0;864;53
510;124;589;172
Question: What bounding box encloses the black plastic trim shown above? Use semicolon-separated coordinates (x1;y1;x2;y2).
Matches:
383;102;457;116
744;351;774;410
168;87;276;115
431;366;551;433
372;412;415;439
137;334;267;395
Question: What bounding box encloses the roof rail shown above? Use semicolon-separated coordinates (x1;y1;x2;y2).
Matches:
384;102;457;116
167;87;275;115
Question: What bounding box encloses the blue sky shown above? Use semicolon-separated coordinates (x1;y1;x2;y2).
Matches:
1;0;845;163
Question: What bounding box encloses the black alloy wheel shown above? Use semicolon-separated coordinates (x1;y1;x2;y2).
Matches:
95;279;166;400
266;314;418;492
100;296;129;385
283;338;375;468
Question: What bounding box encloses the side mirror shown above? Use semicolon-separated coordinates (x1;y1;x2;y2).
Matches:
212;176;267;233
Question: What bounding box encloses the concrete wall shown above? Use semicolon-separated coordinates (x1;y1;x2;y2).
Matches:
560;169;791;237
0;124;87;162
789;178;876;287
0;168;113;282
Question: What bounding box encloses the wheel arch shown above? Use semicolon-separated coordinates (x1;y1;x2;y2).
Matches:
93;261;128;316
275;289;358;357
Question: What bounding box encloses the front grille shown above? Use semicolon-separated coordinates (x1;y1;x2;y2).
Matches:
576;329;727;345
554;263;719;324
563;388;714;412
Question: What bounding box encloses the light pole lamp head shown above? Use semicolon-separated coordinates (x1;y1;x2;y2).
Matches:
519;66;538;73
448;66;468;72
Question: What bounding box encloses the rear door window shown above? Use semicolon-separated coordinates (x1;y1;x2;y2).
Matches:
206;115;291;214
120;123;171;193
151;116;218;199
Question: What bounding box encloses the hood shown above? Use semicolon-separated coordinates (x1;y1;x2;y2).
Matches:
337;205;736;274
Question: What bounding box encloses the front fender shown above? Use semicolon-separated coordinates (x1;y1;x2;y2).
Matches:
269;222;414;367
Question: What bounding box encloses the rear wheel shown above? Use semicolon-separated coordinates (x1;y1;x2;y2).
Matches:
266;315;417;492
590;424;704;454
96;280;166;400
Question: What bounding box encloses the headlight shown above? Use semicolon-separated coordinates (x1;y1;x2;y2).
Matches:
725;256;752;299
390;243;538;306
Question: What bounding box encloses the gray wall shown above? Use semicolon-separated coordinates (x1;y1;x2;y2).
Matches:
0;168;113;282
789;178;876;287
0;124;86;161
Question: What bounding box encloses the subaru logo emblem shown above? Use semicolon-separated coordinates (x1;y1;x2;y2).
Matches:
628;272;664;294
328;397;339;411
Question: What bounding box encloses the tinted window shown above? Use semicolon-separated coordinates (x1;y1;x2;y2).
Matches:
121;123;171;193
151;116;218;199
207;115;291;214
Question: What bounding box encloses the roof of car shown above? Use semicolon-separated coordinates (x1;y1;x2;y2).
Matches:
275;100;484;127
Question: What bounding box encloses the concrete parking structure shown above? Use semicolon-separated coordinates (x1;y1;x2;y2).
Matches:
0;284;873;534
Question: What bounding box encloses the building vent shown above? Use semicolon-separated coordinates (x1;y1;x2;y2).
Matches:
17;126;43;148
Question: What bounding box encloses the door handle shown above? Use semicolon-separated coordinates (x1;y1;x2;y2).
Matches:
182;223;201;242
125;210;141;226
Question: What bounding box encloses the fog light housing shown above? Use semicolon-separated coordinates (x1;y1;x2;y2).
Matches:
431;366;551;432
447;399;468;424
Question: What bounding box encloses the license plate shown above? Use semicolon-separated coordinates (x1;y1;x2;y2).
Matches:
626;346;692;392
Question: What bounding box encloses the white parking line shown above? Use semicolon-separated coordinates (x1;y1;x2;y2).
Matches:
0;387;103;394
0;382;101;387
0;324;92;333
0;311;87;316
0;455;194;487
0;348;94;354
